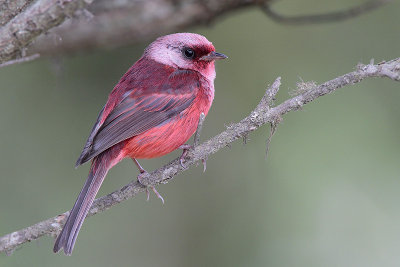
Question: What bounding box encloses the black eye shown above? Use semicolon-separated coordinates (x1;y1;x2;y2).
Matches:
183;48;195;59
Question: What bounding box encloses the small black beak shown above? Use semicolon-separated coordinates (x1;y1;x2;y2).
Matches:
200;51;228;61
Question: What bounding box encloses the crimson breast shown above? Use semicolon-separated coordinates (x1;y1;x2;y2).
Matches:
121;66;214;159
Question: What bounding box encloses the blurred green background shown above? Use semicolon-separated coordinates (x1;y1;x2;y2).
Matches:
1;0;400;266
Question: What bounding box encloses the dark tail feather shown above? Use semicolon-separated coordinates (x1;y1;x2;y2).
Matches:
53;154;110;255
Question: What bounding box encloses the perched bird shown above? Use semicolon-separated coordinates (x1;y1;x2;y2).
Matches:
53;33;227;255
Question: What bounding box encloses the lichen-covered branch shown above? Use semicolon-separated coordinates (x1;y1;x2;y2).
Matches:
1;57;399;255
0;0;35;26
0;0;95;63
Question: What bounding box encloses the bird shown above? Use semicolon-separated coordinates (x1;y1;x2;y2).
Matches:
53;32;227;255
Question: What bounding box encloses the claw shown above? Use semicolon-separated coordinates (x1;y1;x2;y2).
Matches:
134;158;165;204
179;144;193;168
151;186;165;204
138;173;165;204
202;158;207;172
137;172;165;204
180;157;185;168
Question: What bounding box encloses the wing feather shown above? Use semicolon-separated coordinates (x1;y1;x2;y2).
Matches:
76;68;199;166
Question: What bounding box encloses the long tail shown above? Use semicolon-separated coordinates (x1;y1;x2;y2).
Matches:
53;150;117;255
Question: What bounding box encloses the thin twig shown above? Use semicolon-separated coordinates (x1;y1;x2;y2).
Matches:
257;78;281;158
0;58;399;255
261;0;389;25
265;120;279;159
193;112;207;171
194;113;206;147
0;53;40;68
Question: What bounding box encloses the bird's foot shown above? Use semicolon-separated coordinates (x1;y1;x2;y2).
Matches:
179;144;207;172
137;170;164;204
178;144;193;167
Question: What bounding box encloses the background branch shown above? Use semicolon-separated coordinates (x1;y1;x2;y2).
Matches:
0;0;387;65
0;0;94;64
28;0;256;56
0;0;35;26
1;57;399;255
261;0;389;25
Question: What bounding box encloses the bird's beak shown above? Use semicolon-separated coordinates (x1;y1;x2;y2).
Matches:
200;51;228;61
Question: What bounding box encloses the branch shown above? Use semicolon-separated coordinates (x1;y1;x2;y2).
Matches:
0;0;95;63
261;0;389;25
0;53;39;68
0;0;256;64
1;57;399;255
0;0;387;65
29;0;255;57
0;0;35;26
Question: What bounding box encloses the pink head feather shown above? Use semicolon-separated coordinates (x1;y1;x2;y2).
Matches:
144;33;220;82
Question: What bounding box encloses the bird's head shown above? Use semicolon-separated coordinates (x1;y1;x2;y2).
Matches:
144;33;227;81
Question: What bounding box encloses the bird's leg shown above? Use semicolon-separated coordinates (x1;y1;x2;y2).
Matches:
179;113;207;171
132;157;146;173
132;158;164;204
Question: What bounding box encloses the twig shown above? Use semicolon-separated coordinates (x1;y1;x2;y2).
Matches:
261;0;389;25
256;78;281;158
194;113;206;147
265;120;279;159
0;57;399;255
193;112;207;171
0;53;39;68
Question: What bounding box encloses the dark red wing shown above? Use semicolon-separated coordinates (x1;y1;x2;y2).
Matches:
76;69;199;166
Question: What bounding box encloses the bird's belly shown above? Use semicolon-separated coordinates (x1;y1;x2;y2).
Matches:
122;110;204;159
